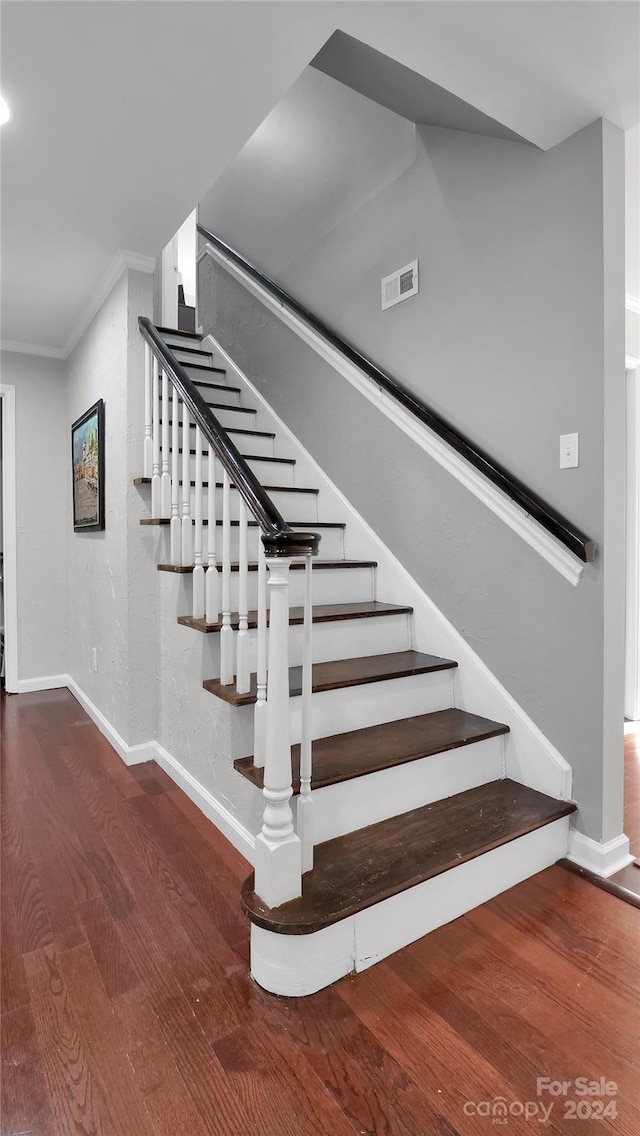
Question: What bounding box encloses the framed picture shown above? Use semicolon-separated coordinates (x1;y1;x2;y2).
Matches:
72;399;105;531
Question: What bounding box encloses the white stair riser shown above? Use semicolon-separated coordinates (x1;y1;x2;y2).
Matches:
160;400;256;431
189;386;241;407
220;612;410;672
185;455;294;484
249;816;571;996
163;551;375;608
310;734;503;843
170;347;212;364
161;335;202;350
177;525;343;561
232;669;453;754
199;488;318;524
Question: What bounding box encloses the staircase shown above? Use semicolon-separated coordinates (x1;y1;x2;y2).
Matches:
137;321;576;996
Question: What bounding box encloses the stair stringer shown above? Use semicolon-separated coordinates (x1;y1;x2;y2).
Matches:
203;332;572;802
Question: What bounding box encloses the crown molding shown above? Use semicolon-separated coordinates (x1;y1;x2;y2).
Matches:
62;249;156;358
0;338;65;359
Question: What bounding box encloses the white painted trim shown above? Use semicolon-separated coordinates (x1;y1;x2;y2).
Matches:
566;830;633;878
152;741;255;863
63;249;155;359
14;674;68;694
251;816;571;996
625;366;640;719
44;675;255;861
626;293;640;315
0;384;19;692
201;242;585;586
0;339;65;359
203;331;572;801
66;676;155;765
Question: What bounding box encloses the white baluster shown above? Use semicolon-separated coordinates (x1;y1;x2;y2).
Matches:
205;444;219;624
170;391;180;565
160;368;171;517
192;425;205;618
151;356;161;518
219;469;234;685
297;553;314;873
254;557;302;907
236;495;250;694
181;405;193;566
143;343;153;478
253;539;267;768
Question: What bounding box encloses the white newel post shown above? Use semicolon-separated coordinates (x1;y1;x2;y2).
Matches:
170;393;180;565
192;425;205;618
151;356;161;518
236;496;250;694
297;553;314;873
254;558;302;908
205;444;218;624
253;541;267;768
219;469;234;685
143;343;153;478
160;368;171;517
181;405;193;566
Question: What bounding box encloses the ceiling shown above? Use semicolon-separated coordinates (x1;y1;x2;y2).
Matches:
1;1;638;355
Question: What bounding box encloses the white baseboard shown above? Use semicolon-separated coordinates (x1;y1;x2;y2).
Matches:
66;676;155;765
566;829;634;878
65;676;255;861
13;673;68;694
152;742;255;863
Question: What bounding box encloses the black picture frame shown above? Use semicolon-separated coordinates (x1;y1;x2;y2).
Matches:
71;399;105;531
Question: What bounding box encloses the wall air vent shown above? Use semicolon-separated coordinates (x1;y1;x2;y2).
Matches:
381;260;419;310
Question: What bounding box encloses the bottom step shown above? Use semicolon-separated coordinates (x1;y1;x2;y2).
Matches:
243;780;576;996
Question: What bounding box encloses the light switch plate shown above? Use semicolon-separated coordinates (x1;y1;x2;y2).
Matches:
559;433;579;469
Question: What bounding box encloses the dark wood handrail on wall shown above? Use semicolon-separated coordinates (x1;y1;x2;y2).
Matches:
197;223;596;565
138;317;320;558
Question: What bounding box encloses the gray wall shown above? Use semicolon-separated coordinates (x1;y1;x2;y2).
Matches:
1;350;69;682
198;83;626;841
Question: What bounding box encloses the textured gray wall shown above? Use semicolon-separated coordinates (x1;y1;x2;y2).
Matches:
198;113;625;842
1;350;69;682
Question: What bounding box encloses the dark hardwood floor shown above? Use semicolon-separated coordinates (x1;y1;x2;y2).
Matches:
2;689;639;1136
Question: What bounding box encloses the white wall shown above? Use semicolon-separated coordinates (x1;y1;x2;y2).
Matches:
177;210;197;307
0;350;69;684
66;268;156;745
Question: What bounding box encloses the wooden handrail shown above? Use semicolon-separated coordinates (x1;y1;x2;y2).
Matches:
138;317;319;558
197;223;596;564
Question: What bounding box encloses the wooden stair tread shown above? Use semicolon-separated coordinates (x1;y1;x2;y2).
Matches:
133;477;317;494
159;402;256;416
241;779;577;934
179;600;412;634
157;559;376;574
167;345;212;358
155;325;202;340
140;518;339;528
177;450;295;463
203;650;457;707
235;707;509;792
160;420;275;440
191;373;232;384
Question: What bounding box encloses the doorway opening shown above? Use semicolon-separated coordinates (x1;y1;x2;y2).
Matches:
0;384;17;694
161;208;198;332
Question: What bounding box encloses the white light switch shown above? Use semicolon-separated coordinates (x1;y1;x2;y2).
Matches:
559;433;579;469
